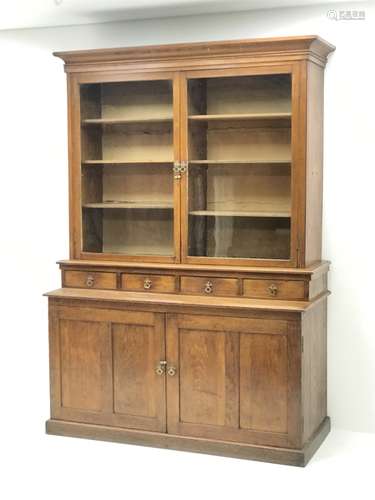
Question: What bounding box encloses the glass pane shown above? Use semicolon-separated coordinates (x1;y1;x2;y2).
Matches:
79;80;174;256
187;74;292;260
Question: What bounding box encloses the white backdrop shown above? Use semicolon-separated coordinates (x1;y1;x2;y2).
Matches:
0;1;373;459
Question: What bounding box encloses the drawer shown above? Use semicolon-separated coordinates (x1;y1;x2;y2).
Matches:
243;279;306;300
121;273;176;293
181;276;239;297
63;270;117;290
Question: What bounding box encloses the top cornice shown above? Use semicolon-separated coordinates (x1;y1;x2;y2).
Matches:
54;35;335;73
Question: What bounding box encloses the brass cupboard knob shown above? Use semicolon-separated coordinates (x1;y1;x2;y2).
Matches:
86;275;95;287
204;281;213;294
144;278;152;290
167;366;177;377
268;284;278;296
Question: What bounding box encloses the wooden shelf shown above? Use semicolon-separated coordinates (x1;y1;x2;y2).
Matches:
82;160;174;166
189;112;291;121
83;202;174;209
82;117;173;125
189;210;291;218
188;160;291;165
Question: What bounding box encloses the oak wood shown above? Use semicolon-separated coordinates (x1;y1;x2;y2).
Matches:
49;303;166;431
63;270;117;290
46;287;327;313
47;36;333;465
46;416;331;466
54;35;335;71
243;278;306;300
58;258;330;276
180;276;239;297
165;313;299;447
121;273;176;293
189;112;291;121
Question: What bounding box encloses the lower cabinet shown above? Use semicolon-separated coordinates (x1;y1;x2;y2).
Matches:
49;303;301;449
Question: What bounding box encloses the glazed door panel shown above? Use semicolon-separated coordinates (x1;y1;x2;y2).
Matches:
179;65;301;267
72;71;181;263
166;314;301;448
49;306;166;431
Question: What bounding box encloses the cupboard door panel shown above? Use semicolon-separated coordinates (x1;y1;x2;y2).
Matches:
112;317;166;432
60;319;111;412
50;313;113;425
239;333;288;434
179;329;238;427
166;313;300;448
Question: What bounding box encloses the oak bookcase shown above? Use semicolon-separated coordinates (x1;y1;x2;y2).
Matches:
46;36;335;466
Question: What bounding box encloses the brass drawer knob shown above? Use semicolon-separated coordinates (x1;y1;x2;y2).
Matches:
155;361;167;376
167;366;177;377
204;281;213;294
268;284;278;296
86;275;95;287
144;278;152;290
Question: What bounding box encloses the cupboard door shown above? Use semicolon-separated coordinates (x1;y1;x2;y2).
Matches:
166;314;301;448
49;305;166;432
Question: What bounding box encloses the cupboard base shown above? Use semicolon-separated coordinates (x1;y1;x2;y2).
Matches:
46;416;330;467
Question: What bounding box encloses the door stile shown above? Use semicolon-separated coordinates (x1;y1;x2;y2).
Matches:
165;313;180;435
179;73;189;263
173;73;182;263
67;74;83;260
290;62;307;268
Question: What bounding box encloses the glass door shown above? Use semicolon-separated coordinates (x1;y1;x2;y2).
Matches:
79;75;179;260
182;69;294;265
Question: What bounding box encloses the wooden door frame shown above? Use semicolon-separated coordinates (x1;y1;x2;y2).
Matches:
67;70;182;264
179;63;304;268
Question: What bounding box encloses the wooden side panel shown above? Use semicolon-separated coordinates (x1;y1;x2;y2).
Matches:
166;313;301;448
240;333;288;433
305;62;324;265
302;299;327;443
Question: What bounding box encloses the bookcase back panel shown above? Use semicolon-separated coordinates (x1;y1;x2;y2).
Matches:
188;75;291;115
205;165;291;213
188;215;290;259
102;209;174;256
102;165;173;204
81;81;173;120
102;123;173;162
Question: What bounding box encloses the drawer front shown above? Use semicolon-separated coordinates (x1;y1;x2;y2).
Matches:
243;279;306;300
121;273;176;293
63;270;117;290
180;276;239;296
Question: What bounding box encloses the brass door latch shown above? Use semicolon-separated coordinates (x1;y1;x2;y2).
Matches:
155;361;177;376
173;161;188;179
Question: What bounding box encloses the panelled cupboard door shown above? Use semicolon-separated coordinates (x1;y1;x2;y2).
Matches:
49;305;166;432
166;314;301;448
